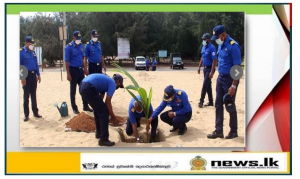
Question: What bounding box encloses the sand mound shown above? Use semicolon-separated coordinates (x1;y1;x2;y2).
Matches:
65;112;126;132
65;112;95;132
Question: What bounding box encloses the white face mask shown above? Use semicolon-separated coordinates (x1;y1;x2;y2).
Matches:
92;37;98;42
215;38;224;45
75;40;81;45
29;45;34;51
136;109;143;114
202;40;207;46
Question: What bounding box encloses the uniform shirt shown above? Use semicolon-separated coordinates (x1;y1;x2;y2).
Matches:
65;41;84;67
83;40;102;63
217;35;242;74
201;42;217;66
145;59;149;66
82;74;116;97
152;60;157;67
20;46;40;76
151;89;192;119
128;95;154;124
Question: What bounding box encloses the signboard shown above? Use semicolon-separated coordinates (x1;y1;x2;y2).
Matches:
34;46;42;65
117;38;130;59
59;25;68;40
158;50;167;58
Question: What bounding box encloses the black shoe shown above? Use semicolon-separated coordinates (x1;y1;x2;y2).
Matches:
170;127;179;132
149;137;155;143
24;117;29;122
178;126;187;135
204;102;214;107
207;131;224;139
73;109;80;114
225;132;238;139
95;133;100;139
198;102;203;108
98;140;115;146
83;107;93;112
33;114;42;118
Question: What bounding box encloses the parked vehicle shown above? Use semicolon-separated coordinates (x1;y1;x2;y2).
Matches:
170;53;184;69
135;56;146;70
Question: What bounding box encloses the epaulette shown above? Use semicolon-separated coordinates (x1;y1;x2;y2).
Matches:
68;43;72;46
86;42;90;45
131;107;135;113
98;41;101;43
177;91;182;95
230;40;235;45
20;48;23;51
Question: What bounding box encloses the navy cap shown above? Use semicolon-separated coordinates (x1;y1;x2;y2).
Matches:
91;30;99;37
113;74;124;88
73;31;82;40
25;36;35;44
223;94;234;105
201;33;211;40
211;25;226;40
163;85;175;101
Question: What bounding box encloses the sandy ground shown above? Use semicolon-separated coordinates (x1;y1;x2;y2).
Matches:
20;66;245;147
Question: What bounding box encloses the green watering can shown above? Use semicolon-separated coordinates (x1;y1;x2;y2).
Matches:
54;102;69;117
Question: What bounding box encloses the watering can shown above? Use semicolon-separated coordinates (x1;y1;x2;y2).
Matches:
54;102;69;117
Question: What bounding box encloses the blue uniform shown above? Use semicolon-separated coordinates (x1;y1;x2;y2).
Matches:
20;46;40;75
126;95;158;138
199;42;217;104
152;60;157;71
84;40;103;74
20;46;40;117
82;74;116;97
79;74;116;141
65;41;88;111
217;35;241;74
145;58;150;71
215;35;241;134
65;41;84;67
152;90;192;130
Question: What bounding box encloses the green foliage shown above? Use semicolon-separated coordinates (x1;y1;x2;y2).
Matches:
110;63;153;119
20;12;244;62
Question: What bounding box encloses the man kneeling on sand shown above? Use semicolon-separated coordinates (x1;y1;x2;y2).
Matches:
126;95;158;143
148;85;192;135
79;73;124;146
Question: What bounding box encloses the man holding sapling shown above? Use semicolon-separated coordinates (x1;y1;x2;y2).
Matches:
126;95;158;143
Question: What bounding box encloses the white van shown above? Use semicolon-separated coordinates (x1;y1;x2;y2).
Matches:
135;56;146;70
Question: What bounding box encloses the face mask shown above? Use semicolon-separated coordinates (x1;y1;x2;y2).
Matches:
29;45;34;51
215;38;224;45
75;40;81;45
92;38;98;42
202;40;207;46
136;109;143;114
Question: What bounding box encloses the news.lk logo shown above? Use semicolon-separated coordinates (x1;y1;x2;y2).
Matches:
211;158;279;170
82;163;98;170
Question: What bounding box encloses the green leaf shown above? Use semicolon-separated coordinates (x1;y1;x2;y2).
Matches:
126;85;138;91
138;87;148;118
146;87;153;119
110;63;139;88
126;88;143;108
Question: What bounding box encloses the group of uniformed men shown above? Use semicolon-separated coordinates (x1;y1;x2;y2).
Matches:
20;24;241;146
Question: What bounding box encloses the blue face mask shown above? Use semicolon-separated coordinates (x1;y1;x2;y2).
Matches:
202;40;207;46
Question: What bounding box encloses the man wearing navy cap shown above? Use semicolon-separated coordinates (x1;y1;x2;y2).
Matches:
148;85;192;135
84;29;106;75
20;36;42;121
207;25;242;139
65;30;93;114
197;33;217;108
79;73;124;146
126;95;158;143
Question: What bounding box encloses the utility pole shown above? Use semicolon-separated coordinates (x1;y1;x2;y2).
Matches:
62;12;66;71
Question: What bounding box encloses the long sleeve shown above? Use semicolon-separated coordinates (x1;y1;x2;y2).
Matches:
174;92;192;115
151;100;167;119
